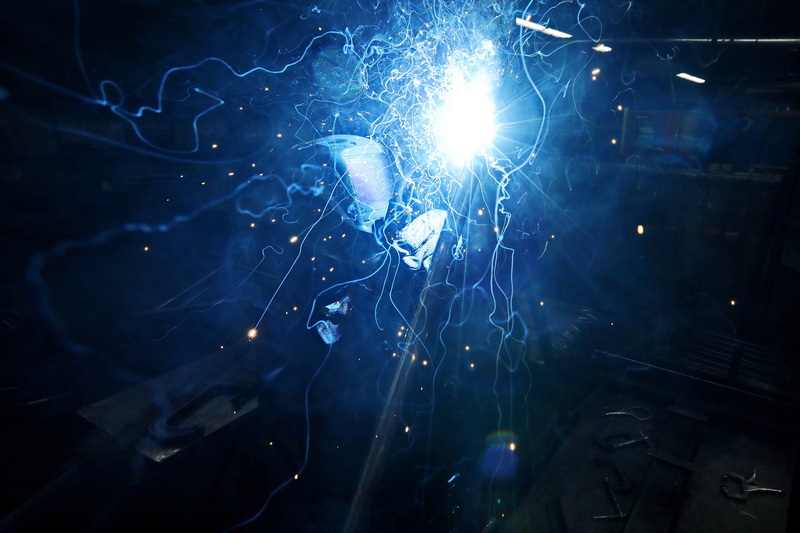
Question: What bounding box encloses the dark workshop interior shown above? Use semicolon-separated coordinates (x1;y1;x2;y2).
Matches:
1;0;800;531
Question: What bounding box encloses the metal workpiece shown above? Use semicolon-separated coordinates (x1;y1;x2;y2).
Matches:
592;477;627;520
596;403;655;452
721;469;784;500
646;449;699;472
592;457;633;493
78;340;263;462
604;406;654;421
148;381;256;446
596;430;654;451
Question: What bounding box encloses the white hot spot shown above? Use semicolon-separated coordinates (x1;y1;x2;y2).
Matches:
434;66;496;166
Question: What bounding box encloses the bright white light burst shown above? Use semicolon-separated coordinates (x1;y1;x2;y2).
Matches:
434;65;496;167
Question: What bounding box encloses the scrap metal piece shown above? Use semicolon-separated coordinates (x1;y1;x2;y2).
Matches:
722;469;783;500
604;406;653;421
596;431;651;451
316;319;340;344
592;477;627;519
394;209;447;270
324;296;350;316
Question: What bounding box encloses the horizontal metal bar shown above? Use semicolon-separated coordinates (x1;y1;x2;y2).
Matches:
647;450;698;472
